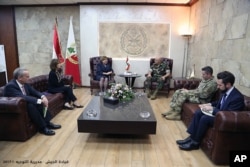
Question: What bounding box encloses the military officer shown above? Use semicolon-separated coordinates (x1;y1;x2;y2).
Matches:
162;66;217;120
145;56;171;100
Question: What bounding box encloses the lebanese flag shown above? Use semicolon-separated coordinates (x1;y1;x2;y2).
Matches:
125;56;130;71
52;19;64;63
65;16;81;85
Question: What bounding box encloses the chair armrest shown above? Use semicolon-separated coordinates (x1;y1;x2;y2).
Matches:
214;111;250;132
62;75;73;86
0;97;27;114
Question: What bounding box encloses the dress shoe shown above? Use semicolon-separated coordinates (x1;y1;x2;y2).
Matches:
73;104;84;108
176;136;191;145
179;141;199;151
40;127;55;136
63;105;74;110
47;122;61;129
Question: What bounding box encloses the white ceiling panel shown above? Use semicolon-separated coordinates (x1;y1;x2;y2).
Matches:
164;0;190;3
0;0;192;5
147;0;166;3
109;0;128;2
128;0;147;3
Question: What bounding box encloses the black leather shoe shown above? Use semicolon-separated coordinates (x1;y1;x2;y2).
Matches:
40;127;55;136
47;122;61;129
73;104;84;108
179;141;199;151
176;136;191;145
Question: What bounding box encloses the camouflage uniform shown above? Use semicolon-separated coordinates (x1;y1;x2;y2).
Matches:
145;62;170;90
164;77;217;120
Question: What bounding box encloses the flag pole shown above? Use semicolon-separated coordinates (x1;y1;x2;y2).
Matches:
53;17;64;65
65;15;82;86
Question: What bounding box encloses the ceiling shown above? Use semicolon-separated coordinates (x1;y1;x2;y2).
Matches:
0;0;195;6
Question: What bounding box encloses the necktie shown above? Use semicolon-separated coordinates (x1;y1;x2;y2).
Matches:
21;85;26;95
220;93;227;109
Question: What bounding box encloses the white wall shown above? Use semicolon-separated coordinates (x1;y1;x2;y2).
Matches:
0;45;6;72
80;5;190;87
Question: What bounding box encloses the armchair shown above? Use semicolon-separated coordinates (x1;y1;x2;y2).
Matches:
89;56;115;95
144;57;173;97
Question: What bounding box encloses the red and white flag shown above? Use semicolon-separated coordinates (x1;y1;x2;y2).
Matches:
125;56;130;71
52;18;64;63
65;16;81;85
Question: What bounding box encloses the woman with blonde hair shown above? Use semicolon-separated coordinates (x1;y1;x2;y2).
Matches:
96;56;113;95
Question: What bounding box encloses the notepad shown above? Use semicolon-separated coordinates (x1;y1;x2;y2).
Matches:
200;108;214;117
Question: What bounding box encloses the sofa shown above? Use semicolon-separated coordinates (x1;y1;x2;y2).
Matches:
181;91;250;165
173;77;201;90
0;74;73;141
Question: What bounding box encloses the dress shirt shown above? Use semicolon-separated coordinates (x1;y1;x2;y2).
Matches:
16;80;44;104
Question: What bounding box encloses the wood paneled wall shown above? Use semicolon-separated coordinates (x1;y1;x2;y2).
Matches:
0;6;19;81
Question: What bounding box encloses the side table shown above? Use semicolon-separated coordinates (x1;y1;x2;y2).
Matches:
118;74;142;88
173;77;201;90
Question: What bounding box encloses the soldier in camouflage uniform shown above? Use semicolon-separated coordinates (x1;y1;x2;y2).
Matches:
145;57;171;100
162;66;217;120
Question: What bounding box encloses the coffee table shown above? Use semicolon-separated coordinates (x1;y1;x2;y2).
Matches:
77;94;157;134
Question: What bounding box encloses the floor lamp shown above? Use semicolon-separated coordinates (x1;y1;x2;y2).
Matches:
181;34;192;78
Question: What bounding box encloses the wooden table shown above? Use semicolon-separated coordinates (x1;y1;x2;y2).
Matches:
77;94;156;135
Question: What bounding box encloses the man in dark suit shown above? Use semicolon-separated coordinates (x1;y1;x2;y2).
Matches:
4;68;61;136
177;71;245;150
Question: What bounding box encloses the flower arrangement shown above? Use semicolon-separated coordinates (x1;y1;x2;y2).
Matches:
106;83;135;101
